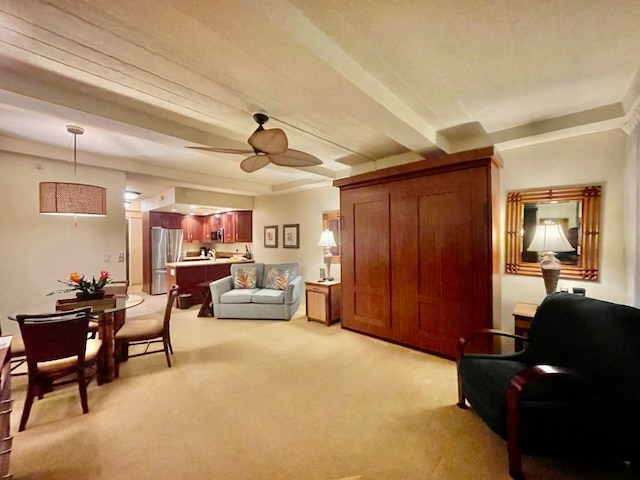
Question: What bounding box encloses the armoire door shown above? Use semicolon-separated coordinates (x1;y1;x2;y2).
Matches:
391;166;491;357
340;187;392;338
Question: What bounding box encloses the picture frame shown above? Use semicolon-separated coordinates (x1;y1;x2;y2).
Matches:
283;224;300;249
264;225;278;248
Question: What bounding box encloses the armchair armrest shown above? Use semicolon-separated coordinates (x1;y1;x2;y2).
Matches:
458;329;529;359
456;329;529;411
506;365;579;479
210;276;233;303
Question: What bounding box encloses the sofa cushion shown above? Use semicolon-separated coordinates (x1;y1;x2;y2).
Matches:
263;263;298;287
220;288;260;304
252;288;286;305
233;266;258;289
231;263;265;288
264;267;290;290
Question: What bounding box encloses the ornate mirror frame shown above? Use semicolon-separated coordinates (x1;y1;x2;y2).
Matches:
505;185;602;281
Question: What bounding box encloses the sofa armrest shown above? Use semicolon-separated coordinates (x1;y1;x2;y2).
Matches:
210;276;233;303
285;276;303;305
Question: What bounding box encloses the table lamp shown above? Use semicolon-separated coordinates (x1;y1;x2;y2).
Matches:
527;223;575;295
317;229;337;281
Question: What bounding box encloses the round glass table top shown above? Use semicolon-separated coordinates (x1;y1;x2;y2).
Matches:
7;294;144;320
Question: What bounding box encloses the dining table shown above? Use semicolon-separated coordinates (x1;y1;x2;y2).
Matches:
7;293;144;383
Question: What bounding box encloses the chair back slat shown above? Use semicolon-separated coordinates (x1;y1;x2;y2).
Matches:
17;308;91;364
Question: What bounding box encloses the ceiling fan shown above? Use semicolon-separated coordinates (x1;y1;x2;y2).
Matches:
187;113;323;173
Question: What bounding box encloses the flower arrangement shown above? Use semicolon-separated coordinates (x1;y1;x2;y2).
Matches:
48;270;112;296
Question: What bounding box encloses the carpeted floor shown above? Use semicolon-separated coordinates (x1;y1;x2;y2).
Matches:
8;294;635;479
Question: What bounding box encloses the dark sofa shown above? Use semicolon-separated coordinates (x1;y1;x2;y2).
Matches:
457;292;640;479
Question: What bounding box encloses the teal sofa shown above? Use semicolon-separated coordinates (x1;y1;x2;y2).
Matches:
209;263;302;320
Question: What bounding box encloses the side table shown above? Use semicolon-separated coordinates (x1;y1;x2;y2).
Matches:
512;302;537;351
305;280;341;326
196;282;214;317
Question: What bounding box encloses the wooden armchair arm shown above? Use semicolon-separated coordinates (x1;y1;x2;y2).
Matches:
456;329;529;410
458;328;528;359
506;365;579;479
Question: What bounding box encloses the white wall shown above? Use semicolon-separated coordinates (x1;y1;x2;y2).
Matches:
252;186;341;281
499;129;628;333
0;153;127;334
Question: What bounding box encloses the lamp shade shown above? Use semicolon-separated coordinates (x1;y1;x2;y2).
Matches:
39;182;106;216
527;224;574;253
317;229;337;247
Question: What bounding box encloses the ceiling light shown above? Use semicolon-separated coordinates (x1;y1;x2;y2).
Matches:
124;191;140;201
39;126;106;217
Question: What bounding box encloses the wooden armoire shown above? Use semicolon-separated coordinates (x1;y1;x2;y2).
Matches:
334;147;501;358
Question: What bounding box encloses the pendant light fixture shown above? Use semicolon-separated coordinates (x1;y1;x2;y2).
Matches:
39;125;106;217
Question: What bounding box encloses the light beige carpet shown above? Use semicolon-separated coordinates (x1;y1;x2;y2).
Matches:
8;295;635;479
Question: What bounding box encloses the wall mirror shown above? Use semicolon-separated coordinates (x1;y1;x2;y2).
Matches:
505;185;601;281
322;211;341;263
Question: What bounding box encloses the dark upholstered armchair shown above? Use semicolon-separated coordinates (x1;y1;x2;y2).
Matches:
457;293;640;479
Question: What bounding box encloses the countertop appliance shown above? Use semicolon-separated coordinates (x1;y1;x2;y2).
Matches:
151;227;184;295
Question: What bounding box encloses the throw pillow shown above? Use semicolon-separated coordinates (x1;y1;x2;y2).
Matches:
265;267;290;290
233;267;257;289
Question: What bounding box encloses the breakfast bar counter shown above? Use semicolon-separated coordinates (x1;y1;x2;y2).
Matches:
165;258;254;305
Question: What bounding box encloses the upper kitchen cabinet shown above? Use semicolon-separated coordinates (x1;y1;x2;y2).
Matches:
234;211;253;242
149;211;182;229
181;215;203;243
218;211;253;243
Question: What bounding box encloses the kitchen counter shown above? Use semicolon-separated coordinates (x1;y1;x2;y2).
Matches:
165;259;254;304
167;258;253;267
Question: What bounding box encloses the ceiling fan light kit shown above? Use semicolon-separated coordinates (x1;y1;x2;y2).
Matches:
187;113;322;173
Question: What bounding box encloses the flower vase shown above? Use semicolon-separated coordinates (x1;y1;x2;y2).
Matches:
76;291;105;301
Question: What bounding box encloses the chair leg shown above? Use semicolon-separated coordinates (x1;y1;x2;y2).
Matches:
19;387;35;432
77;367;89;414
163;337;172;368
167;329;174;354
456;369;468;409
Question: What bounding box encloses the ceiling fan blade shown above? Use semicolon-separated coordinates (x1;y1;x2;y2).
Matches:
240;155;271;173
187;146;255;154
247;128;288;154
267;149;323;167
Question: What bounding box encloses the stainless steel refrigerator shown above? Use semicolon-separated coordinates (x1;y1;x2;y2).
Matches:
151;227;183;295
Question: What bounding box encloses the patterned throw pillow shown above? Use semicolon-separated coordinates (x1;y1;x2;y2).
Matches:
233;267;257;289
265;267;290;290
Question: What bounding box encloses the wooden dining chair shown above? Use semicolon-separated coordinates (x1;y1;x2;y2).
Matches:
114;285;179;377
88;280;130;338
16;307;102;431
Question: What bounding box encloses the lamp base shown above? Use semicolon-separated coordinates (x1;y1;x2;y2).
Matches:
541;268;560;295
324;248;333;281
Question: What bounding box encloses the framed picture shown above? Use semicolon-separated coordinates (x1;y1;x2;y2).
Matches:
283;224;300;248
264;225;278;248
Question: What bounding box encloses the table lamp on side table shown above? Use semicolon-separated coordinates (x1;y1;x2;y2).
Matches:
317;229;337;281
527;223;575;295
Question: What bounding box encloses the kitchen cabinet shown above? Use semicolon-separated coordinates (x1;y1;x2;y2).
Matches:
149;211;182;229
200;216;213;243
220;210;253;243
221;212;235;243
234;211;253;242
181;215;207;243
334;146;501;358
